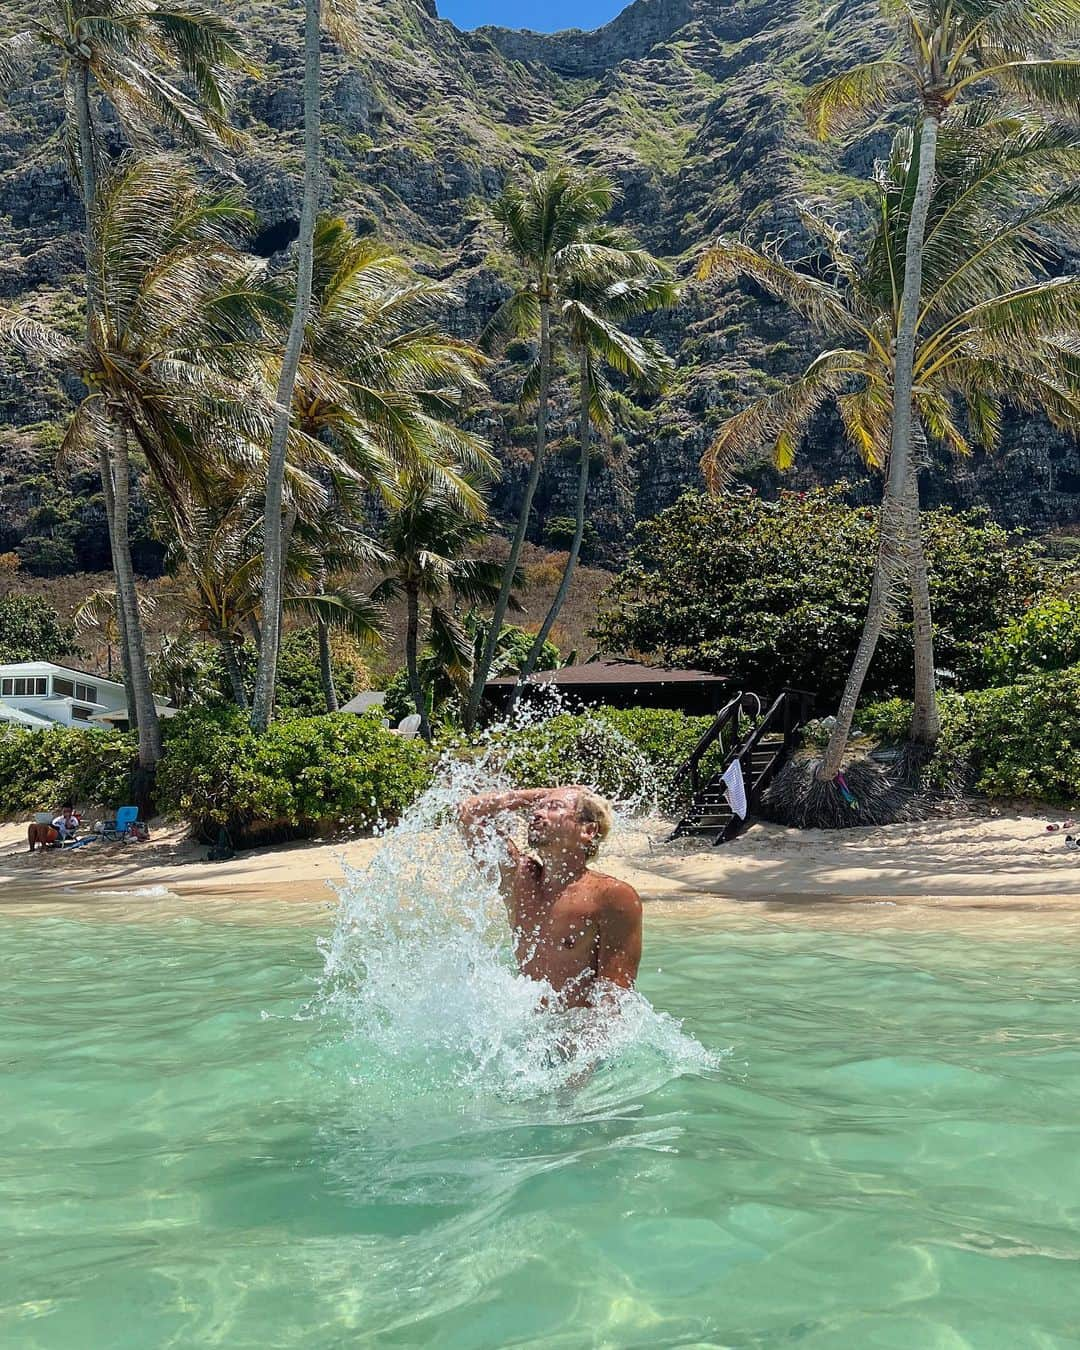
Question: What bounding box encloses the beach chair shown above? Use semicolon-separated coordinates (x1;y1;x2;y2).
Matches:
100;806;143;843
394;713;422;739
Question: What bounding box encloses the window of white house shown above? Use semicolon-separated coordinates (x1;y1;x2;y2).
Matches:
75;682;98;703
3;677;47;696
72;705;95;722
54;678;74;697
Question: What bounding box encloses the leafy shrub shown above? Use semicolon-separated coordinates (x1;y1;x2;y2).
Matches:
155;708;431;843
854;698;918;744
982;595;1080;685
497;707;717;808
543;516;600;559
0;726;136;816
861;667;1080;805
0;595;77;663
594;487;1047;702
939;668;1080;804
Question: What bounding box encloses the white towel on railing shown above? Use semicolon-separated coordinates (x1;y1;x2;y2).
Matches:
721;760;748;819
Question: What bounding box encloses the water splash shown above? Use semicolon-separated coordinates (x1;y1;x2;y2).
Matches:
314;702;719;1109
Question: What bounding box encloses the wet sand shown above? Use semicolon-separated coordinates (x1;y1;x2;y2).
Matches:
3;807;1079;932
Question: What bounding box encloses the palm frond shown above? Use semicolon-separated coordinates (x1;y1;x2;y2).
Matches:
804;58;910;138
285;589;385;650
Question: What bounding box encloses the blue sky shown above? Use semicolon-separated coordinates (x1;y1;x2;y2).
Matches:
439;0;627;31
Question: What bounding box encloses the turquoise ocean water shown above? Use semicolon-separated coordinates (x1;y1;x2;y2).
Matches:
2;887;1079;1348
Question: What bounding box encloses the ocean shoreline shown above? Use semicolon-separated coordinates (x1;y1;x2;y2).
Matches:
3;809;1080;926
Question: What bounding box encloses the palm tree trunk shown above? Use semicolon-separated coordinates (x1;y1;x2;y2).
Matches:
111;421;162;768
73;66;99;318
218;634;249;710
464;292;552;731
251;0;322;733
908;464;940;748
405;584;432;742
819;111;940;780
74;65;143;738
113;577;138;729
317;616;338;712
511;345;591;708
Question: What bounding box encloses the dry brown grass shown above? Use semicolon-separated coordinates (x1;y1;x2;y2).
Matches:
1;544;619;682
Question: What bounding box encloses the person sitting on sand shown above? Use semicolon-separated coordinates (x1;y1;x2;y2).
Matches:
456;786;642;1009
27;803;82;853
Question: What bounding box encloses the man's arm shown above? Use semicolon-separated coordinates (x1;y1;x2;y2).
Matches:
456;788;551;894
594;880;643;994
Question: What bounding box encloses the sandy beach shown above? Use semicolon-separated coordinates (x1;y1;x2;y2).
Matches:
3;806;1080;923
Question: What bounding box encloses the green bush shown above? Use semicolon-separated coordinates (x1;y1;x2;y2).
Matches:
497;706;718;808
155;709;432;843
0;726;136;816
861;666;1080;805
939;668;1080;805
0;595;77;663
982;595;1080;685
594;487;1047;702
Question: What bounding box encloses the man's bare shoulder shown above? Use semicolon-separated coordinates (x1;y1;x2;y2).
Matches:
585;870;642;917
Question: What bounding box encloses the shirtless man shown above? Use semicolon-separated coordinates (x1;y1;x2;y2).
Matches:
456;786;642;1009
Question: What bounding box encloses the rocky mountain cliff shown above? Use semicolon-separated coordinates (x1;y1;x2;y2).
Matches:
0;0;1076;575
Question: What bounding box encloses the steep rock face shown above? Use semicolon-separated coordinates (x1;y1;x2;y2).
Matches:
0;0;1076;576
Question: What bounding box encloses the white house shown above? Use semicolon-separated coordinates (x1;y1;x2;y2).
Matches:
0;662;171;731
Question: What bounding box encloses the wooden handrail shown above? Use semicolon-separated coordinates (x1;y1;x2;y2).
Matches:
677;690;745;799
729;687;815;806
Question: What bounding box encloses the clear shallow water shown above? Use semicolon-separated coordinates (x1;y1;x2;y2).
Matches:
2;903;1080;1348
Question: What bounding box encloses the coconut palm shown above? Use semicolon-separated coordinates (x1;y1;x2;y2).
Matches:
805;0;1080;776
283;216;493;710
510;248;680;704
294;217;492;507
374;473;514;742
700;110;1080;778
252;0;362;733
463;167;657;732
0;155;276;767
0;1;252;765
72;586;158;685
163;471;386;711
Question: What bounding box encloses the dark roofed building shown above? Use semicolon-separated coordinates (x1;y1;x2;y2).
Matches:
484;657;732;719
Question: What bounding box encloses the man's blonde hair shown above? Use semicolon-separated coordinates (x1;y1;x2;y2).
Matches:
576;790;613;859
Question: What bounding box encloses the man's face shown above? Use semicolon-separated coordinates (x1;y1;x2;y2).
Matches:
527;790;593;856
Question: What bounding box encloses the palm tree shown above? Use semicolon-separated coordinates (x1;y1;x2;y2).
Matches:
72;586;157;684
804;0;1080;777
374;473;512;742
285;217;493;711
0;155;275;768
700;110;1080;778
464;167;649;732
0;1;252;761
252;0;361;733
162;464;386;712
511;248;680;704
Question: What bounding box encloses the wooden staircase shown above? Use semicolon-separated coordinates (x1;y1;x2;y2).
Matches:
672;688;816;845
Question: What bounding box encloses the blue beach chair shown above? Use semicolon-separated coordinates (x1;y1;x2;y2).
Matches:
101;806;141;843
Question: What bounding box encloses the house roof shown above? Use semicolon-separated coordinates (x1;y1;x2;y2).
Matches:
0;701;58;730
485;657;728;689
340;690;387;714
0;660;124;690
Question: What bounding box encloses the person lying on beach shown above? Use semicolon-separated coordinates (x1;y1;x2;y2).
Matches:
456;786;642;1010
27;803;82;853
